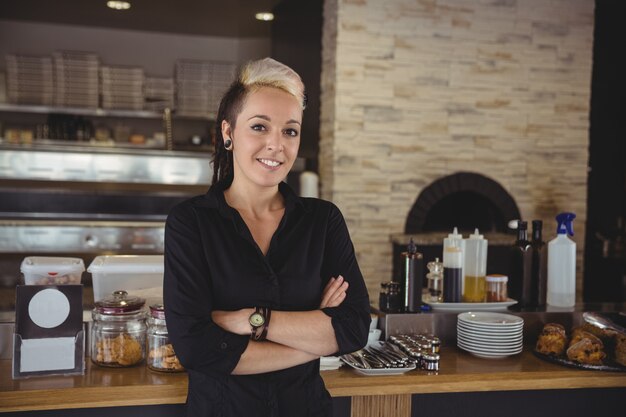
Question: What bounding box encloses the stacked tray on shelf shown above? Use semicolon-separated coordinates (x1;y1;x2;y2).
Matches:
175;60;235;118
144;76;174;112
457;312;524;359
5;54;54;105
100;66;145;111
53;51;100;108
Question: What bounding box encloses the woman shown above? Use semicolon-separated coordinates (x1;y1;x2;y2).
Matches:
164;58;370;417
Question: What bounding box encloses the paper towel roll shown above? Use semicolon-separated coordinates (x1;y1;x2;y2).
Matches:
299;171;319;198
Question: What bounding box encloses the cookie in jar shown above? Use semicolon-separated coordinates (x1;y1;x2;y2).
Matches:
91;290;147;367
147;304;184;372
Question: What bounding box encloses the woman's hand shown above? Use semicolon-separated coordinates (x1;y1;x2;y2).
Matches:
212;308;254;336
319;275;349;308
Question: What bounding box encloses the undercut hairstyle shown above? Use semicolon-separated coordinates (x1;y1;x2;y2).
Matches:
211;58;306;185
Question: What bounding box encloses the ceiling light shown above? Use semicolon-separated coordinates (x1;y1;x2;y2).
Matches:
107;1;131;10
255;12;274;22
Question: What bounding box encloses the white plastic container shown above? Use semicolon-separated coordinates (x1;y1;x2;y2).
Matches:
88;255;164;303
463;228;488;302
547;213;576;307
443;227;465;293
20;256;85;285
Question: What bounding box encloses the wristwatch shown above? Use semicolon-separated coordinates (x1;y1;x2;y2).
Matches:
248;307;271;341
249;307;266;329
248;307;265;339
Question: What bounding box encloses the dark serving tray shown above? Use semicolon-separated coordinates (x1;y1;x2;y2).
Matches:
533;349;626;372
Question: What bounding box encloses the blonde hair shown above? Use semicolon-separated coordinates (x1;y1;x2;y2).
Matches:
239;57;306;110
212;58;306;184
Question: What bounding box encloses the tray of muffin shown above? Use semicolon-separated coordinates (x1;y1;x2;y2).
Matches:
534;320;626;372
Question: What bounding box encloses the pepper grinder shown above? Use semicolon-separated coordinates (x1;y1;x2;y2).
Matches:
426;258;443;302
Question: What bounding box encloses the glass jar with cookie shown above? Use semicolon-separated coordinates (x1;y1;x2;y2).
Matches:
146;304;184;372
91;290;147;367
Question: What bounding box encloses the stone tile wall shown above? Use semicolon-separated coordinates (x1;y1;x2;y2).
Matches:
320;0;594;300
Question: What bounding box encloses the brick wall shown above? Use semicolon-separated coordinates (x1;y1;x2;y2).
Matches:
320;0;594;301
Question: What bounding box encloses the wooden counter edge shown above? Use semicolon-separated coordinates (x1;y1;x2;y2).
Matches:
323;370;626;397
0;384;188;413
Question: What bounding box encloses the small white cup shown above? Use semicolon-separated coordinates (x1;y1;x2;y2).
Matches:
369;314;378;330
367;328;382;346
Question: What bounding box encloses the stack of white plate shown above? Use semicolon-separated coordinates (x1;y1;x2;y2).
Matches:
457;312;524;359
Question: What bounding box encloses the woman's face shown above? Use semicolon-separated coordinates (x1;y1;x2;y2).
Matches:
224;86;302;189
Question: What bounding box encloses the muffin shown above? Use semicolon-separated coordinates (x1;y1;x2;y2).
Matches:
536;323;568;356
566;332;605;365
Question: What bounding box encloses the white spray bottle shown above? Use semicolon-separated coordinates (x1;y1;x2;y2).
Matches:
547;212;576;307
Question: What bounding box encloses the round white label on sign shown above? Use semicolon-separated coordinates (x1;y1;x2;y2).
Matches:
28;288;71;328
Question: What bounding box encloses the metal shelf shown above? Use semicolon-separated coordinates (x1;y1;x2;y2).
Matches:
0;103;211;120
0;144;213;185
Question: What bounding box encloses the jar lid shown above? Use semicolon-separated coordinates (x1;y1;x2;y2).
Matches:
149;303;166;319
486;274;508;283
94;290;145;314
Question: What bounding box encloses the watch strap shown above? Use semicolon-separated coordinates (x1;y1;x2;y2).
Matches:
259;308;271;341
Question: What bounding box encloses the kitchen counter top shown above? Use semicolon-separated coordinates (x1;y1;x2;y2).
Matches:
2;347;625;413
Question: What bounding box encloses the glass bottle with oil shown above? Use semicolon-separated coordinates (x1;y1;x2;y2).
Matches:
463;228;488;302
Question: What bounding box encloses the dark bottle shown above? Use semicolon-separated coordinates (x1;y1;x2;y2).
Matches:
443;242;463;303
379;281;401;313
509;220;533;307
531;220;548;306
400;238;424;312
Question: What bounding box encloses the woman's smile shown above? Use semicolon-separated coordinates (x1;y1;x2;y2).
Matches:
257;158;283;169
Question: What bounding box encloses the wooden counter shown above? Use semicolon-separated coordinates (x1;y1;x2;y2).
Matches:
2;347;625;414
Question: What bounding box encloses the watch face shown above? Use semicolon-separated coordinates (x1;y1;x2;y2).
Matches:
249;312;265;327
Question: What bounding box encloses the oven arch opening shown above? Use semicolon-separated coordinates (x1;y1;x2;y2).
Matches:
405;172;521;234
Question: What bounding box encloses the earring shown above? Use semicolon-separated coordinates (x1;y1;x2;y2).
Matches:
224;138;232;150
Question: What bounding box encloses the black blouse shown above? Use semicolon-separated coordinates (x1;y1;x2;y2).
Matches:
163;180;370;417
